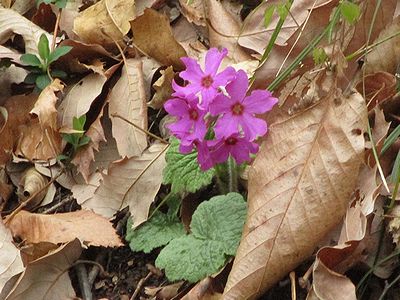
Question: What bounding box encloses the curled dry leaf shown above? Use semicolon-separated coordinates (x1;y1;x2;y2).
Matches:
182;277;222;300
205;0;251;62
5;239;82;300
179;0;205;26
148;66;174;110
130;8;187;70
109;58;148;158
73;0;135;45
8;210;123;247
18;167;48;209
0;221;24;293
84;142;167;227
224;77;368;299
0;8;53;55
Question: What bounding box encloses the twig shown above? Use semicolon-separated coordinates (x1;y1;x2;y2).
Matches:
299;263;313;289
290;271;296;300
130;271;152;300
87;250;108;287
51;8;62;51
75;263;93;300
116;208;130;233
40;195;74;214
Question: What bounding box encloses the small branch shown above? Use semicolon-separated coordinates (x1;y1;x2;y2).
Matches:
75;263;93;300
41;195;74;214
87;251;108;287
130;271;152;300
51;8;62;51
290;271;296;300
299;263;313;289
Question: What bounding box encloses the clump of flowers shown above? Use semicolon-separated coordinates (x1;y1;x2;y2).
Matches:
164;48;278;171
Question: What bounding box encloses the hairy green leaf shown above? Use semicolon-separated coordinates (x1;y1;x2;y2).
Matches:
21;54;42;67
38;34;50;61
340;1;360;24
156;193;247;282
163;137;215;194
35;74;51;90
48;46;72;64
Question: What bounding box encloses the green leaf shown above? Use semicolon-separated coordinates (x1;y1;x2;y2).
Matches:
126;211;185;254
163;137;215;194
55;0;67;8
156;193;247;282
48;46;72;64
20;54;42;67
312;47;327;65
62;133;79;146
38;34;50;61
263;5;275;28
51;69;67;78
78;135;91;147
73;115;86;131
276;1;289;20
340;1;360;24
35;74;51;90
24;72;39;84
382;125;400;155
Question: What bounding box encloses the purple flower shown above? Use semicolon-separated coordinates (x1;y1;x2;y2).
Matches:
164;93;207;148
179;140;213;171
209;134;259;165
210;70;278;141
174;48;236;108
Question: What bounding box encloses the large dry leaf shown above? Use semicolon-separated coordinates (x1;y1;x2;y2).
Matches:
0;221;24;293
7;210;122;247
0;8;52;55
73;0;135;45
109;59;148;158
205;0;252;62
58;73;107;130
15;80;64;161
5;239;81;300
224;83;368;298
238;0;333;54
130;9;187;70
84;142;167;226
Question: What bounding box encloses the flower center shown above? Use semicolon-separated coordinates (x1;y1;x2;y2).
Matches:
201;75;213;88
189;109;199;120
225;137;237;146
231;103;244;115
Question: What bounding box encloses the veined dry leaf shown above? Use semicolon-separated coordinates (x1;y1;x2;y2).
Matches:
238;0;333;54
205;0;252;62
182;277;222;300
135;0;166;16
0;221;24;293
8;210;123;247
71;172;102;207
15;80;64;161
72;103;107;182
109;59;148;158
148;66;174;110
179;0;205;26
17;167;48;209
84;142;167;227
130;9;187;70
364;16;400;75
224;80;368;298
58;73;107;130
0;8;53;55
73;0;135;45
5;239;81;300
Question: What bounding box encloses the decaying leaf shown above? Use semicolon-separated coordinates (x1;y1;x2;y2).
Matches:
7;210;123;247
179;0;205;26
5;239;82;300
130;8;187;70
0;221;24;293
224;76;368;298
17;167;48;209
0;8;53;55
73;0;135;45
83;142;167;227
109;59;148;158
148;66;174;110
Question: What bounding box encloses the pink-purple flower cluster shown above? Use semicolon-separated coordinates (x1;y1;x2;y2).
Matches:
164;48;278;171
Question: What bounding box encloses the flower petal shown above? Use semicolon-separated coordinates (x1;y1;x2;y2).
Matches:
180;57;204;82
164;98;189;116
214;114;239;139
209;94;232;116
200;88;218;108
225;70;248;103
243;90;279;114
167;118;192;137
240;113;267;140
210;142;229;164
204;48;228;75
213;66;237;87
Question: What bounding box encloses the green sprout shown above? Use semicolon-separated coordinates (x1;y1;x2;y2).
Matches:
59;115;91;161
21;34;72;90
36;0;68;9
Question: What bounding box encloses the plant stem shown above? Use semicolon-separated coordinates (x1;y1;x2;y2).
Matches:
228;156;238;193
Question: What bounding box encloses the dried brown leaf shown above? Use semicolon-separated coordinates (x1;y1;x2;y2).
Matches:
130;8;187;70
8;210;123;247
224;81;368;298
0;221;24;293
148;66;174;110
179;0;205;26
17;167;48;209
109;59;148;158
84;142;167;226
5;239;81;300
73;0;134;45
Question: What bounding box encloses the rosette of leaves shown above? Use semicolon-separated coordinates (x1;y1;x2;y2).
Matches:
21;34;72;90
